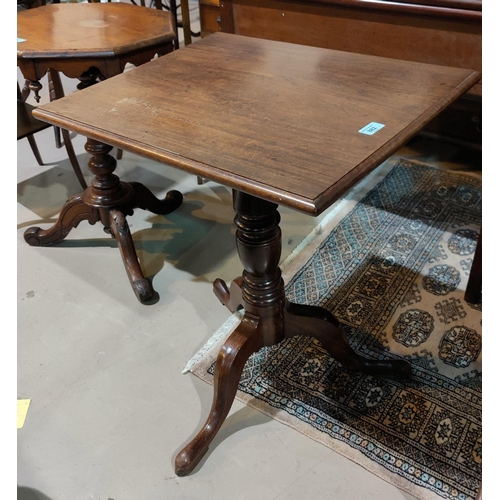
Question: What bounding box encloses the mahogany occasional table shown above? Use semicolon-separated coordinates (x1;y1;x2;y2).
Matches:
30;33;481;473
17;1;177;189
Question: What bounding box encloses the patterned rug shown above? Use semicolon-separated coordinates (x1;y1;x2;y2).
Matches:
184;158;482;500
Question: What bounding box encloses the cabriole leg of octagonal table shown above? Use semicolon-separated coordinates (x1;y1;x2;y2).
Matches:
23;138;183;303
175;190;411;475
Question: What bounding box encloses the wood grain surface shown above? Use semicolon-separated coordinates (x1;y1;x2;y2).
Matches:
17;3;175;58
33;33;481;215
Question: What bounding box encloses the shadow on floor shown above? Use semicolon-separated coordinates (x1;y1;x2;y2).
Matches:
17;486;53;500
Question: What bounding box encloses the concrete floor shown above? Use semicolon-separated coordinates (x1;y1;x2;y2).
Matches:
16;3;482;499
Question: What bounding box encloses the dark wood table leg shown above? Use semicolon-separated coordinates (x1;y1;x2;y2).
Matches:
47;70;63;150
176;190;284;476
175;314;264;476
175;190;411;476
283;302;412;376
23;138;183;303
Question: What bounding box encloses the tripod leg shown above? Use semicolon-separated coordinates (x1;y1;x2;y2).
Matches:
175;314;263;476
109;208;156;304
24;193;99;246
284;301;412;378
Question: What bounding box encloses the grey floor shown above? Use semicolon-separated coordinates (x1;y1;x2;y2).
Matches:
17;2;482;499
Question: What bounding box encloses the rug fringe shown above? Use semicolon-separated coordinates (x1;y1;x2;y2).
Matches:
182;310;244;374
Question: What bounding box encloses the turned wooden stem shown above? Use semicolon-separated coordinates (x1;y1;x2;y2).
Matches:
82;139;134;210
176;189;413;475
234;191;285;346
23;138;182;303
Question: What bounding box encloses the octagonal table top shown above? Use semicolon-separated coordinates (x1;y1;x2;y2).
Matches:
17;3;176;59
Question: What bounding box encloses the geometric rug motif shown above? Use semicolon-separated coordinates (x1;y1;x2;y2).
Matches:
186;159;482;500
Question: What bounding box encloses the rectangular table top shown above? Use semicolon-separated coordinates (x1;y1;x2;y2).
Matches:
33;33;481;215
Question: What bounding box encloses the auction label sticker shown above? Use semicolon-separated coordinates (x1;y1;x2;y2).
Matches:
359;122;385;135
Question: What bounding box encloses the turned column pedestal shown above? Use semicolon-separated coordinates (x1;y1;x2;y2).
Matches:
174;191;412;476
24;139;183;304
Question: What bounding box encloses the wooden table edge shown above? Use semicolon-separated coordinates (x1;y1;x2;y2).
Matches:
32;108;320;215
316;70;482;212
32;68;481;217
16;37;176;60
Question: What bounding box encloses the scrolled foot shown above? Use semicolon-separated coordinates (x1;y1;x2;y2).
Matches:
23;193;99;246
163;189;184;214
24;227;46;247
368;358;412;378
131;277;156;304
109;209;158;304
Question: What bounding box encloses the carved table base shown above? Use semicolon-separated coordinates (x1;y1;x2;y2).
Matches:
23;139;183;304
175;190;411;476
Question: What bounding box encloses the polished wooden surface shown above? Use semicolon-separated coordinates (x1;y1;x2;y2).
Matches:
23;139;183;304
17;3;175;57
17;2;176;86
28;33;481;474
34;33;480;215
203;0;482;147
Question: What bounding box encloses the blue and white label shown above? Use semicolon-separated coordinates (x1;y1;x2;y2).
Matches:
359;122;385;135
17;38;26;43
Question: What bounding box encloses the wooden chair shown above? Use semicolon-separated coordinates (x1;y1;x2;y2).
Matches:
17;82;51;166
130;0;194;48
18;0;88;187
18;82;87;189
